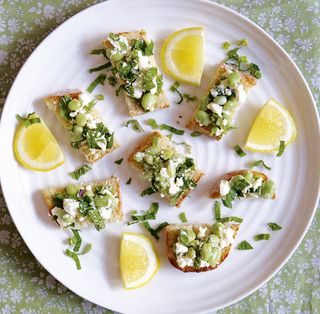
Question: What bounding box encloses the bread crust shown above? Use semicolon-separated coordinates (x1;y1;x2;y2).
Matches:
186;63;257;139
210;169;275;199
41;176;123;223
44;90;119;163
128;131;203;207
102;30;169;116
165;223;240;272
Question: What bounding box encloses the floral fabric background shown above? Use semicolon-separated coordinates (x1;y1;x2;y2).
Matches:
0;0;319;313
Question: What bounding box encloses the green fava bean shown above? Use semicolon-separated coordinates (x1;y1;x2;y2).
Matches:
208;247;222;266
141;92;157;111
196;110;210;126
224;99;238;111
200;96;210;110
200;242;213;261
94;195;110;207
146;145;161;155
212;222;224;237
68;99;82;111
162;149;173;160
228;72;241;86
66;184;78;195
106;48;113;59
110;52;124;62
76;113;88;127
208;234;220;247
214;95;227;105
145;155;154;165
185;247;196;259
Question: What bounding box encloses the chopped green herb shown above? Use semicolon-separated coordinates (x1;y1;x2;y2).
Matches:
182;93;197;103
276;140;286;157
126;177;132;185
166;133;173;140
141;187;156;197
114;158;123;165
127;202;159;225
79;243;92;255
143;221;169;240
90;48;107;58
124;119;145;133
254;233;270;241
16;112;41;128
237;240;253;250
214;201;221;221
108;75;117;87
170;81;183;104
160;124;184;135
146;118;159;129
179;212;188;223
267;222;282;231
70;229;82;252
190;131;202;137
237;39;248;47
220;216;243;223
66;249;81;270
222;189;237;208
250;160;272;171
222;41;231;50
234;145;247;157
89;62;111;73
87;74;106;93
70;165;92;180
249;63;262;79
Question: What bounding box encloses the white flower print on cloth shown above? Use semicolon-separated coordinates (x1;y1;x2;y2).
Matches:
0;0;319;313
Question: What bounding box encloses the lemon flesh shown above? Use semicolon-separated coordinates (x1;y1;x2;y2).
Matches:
14;121;64;171
245;98;297;152
120;232;160;290
161;27;204;85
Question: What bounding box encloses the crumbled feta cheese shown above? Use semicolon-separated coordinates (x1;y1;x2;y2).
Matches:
168;177;184;195
160;167;169;179
79;92;91;105
132;79;143;99
208;103;223;117
222;119;228;126
219;227;235;249
134;152;145;162
235;84;247;105
150;76;157;95
200;260;210;268
177;256;194;268
98;207;112;220
51;207;63;217
86;114;98;129
63;199;79;217
197;226;207;240
109;35;129;55
210;90;218;97
220;180;230;197
96;140;106;151
215;129;223;136
85;185;92;192
175;242;188;254
225;88;232;96
252;177;263;190
137;51;152;70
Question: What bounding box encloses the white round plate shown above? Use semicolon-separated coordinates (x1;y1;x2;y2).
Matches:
0;0;319;313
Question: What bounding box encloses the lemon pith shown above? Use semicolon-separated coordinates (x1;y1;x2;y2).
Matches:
13;120;64;171
160;27;204;85
245;98;297;152
120;232;160;290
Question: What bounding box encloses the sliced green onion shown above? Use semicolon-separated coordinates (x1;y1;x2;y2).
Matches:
114;158;123;165
66;249;81;270
16;112;41;128
220;216;243;223
126;177;132;185
160;124;184;135
89;62;111;73
71;229;82;252
141;187;156;197
87;74;106;93
276;140;286;157
254;233;270;241
190;131;202;137
250;160;272;171
127;203;159;225
179;212;188;223
170;81;183;104
143;221;169;241
237;240;253;250
70;165;92;180
267;222;282;231
234;145;246;157
124;119;145;133
182;93;197;103
214;201;221;221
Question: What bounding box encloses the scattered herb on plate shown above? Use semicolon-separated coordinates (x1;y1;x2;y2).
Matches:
87;74;107;93
179;212;188;223
16;112;41;128
70;165;92;180
234;145;246;157
254;233;270;241
267;222;282;231
250;160;271;171
276;140;286;157
237;240;253;250
127;202;159;225
124;119;145;133
143;221;169;240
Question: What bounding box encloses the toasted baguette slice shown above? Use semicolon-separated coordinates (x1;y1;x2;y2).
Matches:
44;90;119;163
210;169;275;199
128;131;203;207
42;177;123;226
103;30;169;116
166;223;240;272
187;63;257;140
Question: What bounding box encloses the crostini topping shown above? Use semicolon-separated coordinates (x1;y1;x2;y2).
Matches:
174;223;236;269
105;33;164;112
59;94;114;155
51;183;119;230
220;171;275;208
133;136;197;206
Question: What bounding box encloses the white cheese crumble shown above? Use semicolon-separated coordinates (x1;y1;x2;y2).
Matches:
132;79;143;99
98;207;112;220
197;226;207;240
175;242;188;255
220;180;231;197
235;84;247;105
252;177;263;190
63;199;79;217
208;103;223;117
219;227;235;249
177;256;194;268
137;51;152;70
160;167;169;179
168;177;184;196
150;76;158;95
200;260;210;268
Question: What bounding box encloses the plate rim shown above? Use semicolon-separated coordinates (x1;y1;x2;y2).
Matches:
0;0;319;312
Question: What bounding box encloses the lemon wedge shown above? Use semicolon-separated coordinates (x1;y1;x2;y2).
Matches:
245;98;297;153
13;115;64;171
120;232;160;290
160;27;205;85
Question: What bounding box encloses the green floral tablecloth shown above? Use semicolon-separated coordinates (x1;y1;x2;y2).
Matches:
0;0;319;313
